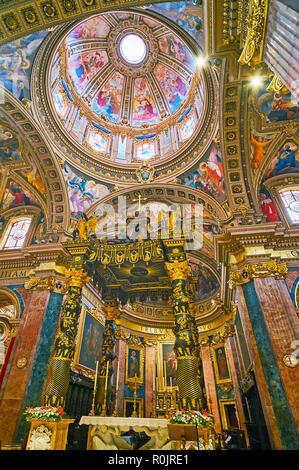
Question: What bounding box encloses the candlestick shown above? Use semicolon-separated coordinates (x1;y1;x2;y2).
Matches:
105;360;109;392
89;360;99;416
153;364;155;392
164;360;167;390
116;360;119;391
101;360;109;416
113;360;120;417
156;377;158;392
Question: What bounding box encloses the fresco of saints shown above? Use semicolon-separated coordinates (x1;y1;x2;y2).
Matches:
250;133;273;170
263;143;299;180
0;31;48;101
68;51;108;94
92;73;124;122
132;78;159;125
64;164;110;216
259;191;279;222
0;126;20;162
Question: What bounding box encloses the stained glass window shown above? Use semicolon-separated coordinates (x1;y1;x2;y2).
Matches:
279;189;299;223
89;133;107;153
3;218;31;250
53;89;65;116
181;117;195;140
137;142;155;160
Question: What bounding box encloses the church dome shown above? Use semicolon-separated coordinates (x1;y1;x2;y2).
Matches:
44;10;212;173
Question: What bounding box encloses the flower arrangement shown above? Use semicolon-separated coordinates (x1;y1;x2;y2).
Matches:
24;406;64;422
167;409;215;428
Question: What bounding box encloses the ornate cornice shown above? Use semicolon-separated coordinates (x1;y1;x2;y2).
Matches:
229;259;288;286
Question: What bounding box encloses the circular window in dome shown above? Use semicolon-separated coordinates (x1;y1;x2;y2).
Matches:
119;34;146;65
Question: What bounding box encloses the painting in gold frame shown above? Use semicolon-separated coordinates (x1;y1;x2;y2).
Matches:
157;341;177;390
211;343;231;384
125;344;144;385
219;400;240;430
124;398;144;418
73;305;104;375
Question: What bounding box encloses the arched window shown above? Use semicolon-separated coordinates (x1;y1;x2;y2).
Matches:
137;141;155;160
2;217;32;250
279;189;299;223
89;133;107;153
181;116;195;141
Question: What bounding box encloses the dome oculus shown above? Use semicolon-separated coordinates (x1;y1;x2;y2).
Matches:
119;34;147;65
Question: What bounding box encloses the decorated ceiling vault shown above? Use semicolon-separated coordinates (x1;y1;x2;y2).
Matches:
0;0;298;452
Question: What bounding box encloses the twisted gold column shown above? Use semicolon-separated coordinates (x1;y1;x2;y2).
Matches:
165;259;203;410
44;268;90;408
95;299;120;415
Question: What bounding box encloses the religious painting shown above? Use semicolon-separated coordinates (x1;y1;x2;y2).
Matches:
25;163;46;196
148;2;203;47
190;263;220;302
157;342;177;390
66;16;111;42
219;400;240;430
259;187;279;223
212;344;231;383
256;81;299;123
154;64;188;113
1;180;39;211
158;34;194;69
92;72;124;122
250;130;274;171
125;345;144;385
235;313;251;373
124;398;144;418
132;78;159;126
0;31;48;101
180;141;226;203
74;306;104;373
63;163;110;217
68;50;108;94
262;141;299;180
0;122;21;164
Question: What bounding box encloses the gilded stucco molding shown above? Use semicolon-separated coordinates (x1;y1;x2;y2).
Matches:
238;0;269;67
0;1;164;46
229;259;288;287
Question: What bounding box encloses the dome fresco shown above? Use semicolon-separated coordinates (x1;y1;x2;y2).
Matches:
49;11;205;166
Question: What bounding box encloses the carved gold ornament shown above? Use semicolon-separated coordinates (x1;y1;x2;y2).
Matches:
165;259;191;281
229;260;288;286
16;357;27;369
238;0;269;66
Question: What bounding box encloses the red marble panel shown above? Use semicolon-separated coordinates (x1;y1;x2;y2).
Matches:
236;286;282;449
254;278;299;430
201;344;222;433
145;345;155;418
0;289;50;446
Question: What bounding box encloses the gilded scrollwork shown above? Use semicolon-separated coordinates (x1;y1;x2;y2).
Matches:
229;259;288;286
238;0;269;67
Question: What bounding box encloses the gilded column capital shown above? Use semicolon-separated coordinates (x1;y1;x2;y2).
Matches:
24;276;68;293
103;305;121;321
65;268;91;288
165;259;191;281
229;260;288;287
238;0;268;66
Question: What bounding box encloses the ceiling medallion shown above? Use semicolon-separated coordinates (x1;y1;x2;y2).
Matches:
107;19;159;78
